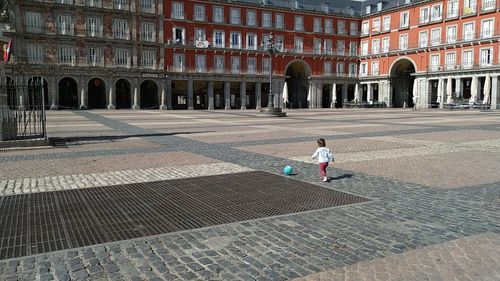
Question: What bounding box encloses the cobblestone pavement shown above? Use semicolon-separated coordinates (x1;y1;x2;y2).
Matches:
0;109;499;281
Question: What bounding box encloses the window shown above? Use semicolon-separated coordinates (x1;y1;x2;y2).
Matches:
87;17;103;37
431;28;441;46
463;0;476;15
86;0;102;7
246;33;257;50
366;5;371;14
382;37;390;53
57;15;74;35
350;22;358;36
247;58;256;74
482;0;495;11
420;7;430;24
142;50;155;69
230;8;240;25
382;16;390;31
349;42;358;56
431;4;442;21
172;2;184;19
195;55;206;72
377;2;383;11
372;19;380;33
447;0;458;18
262;12;272;28
275;35;284;52
27;44;43;64
262;58;270;74
25;12;43;33
173;27;185;44
213;30;225;48
173;53;184;71
213;6;224;23
445;52;456;69
463;22;475;40
114;0;129;10
337;40;345;55
371;61;379;76
230;32;241;49
87;47;103;66
275;13;284;29
336;62;344;75
362;21;369;35
446;26;457;43
481;19;494;38
361;41;369;55
400;34;408;50
58;46;75;65
141;22;155;42
360;63;368;77
338;20;345;35
419;31;429;47
313;39;321;54
194;28;206;42
294;37;303;53
349;63;357;77
113;19;129;39
325;19;333;34
324;62;332;74
462;49;473;68
114;49;129;67
480;48;493;65
295;16;304;32
400;11;409;28
313;18;322;33
246;10;256;26
214;56;224;73
324;39;332;55
56;0;74;4
194;4;205;21
430;54;440;71
141;0;153;13
231;57;240;73
372;39;380;54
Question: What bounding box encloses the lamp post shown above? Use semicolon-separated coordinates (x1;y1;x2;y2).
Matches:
260;33;286;117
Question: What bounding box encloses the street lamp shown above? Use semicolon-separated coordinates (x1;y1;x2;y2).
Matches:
260;33;286;117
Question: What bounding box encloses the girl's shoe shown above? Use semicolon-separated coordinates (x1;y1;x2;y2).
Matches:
323;177;328;182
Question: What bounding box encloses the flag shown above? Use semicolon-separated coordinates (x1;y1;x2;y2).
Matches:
3;39;12;62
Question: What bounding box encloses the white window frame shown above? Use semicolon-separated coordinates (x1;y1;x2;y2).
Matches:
247;57;256;74
463;0;477;15
399;34;408;50
214;56;224;73
246;10;257;27
338;20;345;35
213;6;224;23
230;32;241;49
446;25;457;43
58;45;75;65
194;4;205;21
87;46;103;66
86;17;103;37
361;41;369;56
140;22;155;42
113;19;130;40
294;37;303;53
57;14;74;36
313;38;322;54
336;62;345;75
431;28;441;46
114;48;130;67
27;43;44;64
445;52;456;69
213;30;225;48
372;39;380;54
324;39;333;55
275;13;284;29
371;61;379;76
172;1;184;20
294;16;304;32
324;61;332;75
230;8;240;25
430;53;440;71
480;47;493;66
140;0;154;13
400;11;409;28
481;18;494;38
382;16;391;32
349;42;358;56
246;33;257;50
231;56;241;74
313;18;322;33
382;37;390;53
482;0;495;11
195;54;206;72
420;6;430;24
337;40;345;55
463;22;475;41
372;18;381;33
361;21;369;35
462;49;474;68
350;22;358;36
262;58;270;74
419;30;429;47
447;0;459;18
25;12;42;33
325;19;333;34
173;53;185;72
142;50;155;69
431;4;443;21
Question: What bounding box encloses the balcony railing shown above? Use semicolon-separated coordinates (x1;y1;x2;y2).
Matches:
462;5;477;16
426;61;499;72
446;9;459;19
481;0;496;12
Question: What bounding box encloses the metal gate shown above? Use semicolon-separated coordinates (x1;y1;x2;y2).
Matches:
1;77;47;144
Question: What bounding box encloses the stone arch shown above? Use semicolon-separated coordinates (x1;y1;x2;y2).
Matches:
115;78;131;109
284;60;312;109
88;78;107;109
140;80;158;109
58;77;78;109
390;58;416;108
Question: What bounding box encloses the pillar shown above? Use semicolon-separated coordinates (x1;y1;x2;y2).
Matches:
256;82;262;110
107;84;115;109
166;79;172;110
316;82;323;108
491;75;498;109
341;84;348;104
187;78;194;110
330;83;336;108
224;81;230;110
50;77;58;110
240;81;246;109
207;81;214;110
367;83;372;102
132;86;139;109
160;79;167;110
458;78;464;99
79;78;87;110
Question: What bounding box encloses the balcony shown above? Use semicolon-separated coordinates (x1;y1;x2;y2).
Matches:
313;26;323;33
480;0;496;12
371;27;380;35
462;6;477;17
446;9;459;19
24;25;43;34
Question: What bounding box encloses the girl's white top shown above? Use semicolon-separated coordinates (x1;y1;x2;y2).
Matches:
311;147;334;163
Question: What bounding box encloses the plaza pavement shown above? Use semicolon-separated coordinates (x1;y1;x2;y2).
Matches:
0;108;499;281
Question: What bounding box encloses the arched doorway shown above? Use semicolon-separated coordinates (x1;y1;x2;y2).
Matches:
115;79;131;109
88;78;106;109
285;61;311;109
28;77;49;109
140;80;158;109
390;59;416;108
59;77;78;109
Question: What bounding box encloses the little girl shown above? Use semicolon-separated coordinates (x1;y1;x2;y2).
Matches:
311;138;334;182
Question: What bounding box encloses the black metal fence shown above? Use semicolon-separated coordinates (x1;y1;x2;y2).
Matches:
1;77;47;144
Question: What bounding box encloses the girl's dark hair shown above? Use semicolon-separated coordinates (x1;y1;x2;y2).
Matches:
317;138;326;147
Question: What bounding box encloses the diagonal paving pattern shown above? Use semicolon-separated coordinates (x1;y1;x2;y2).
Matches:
0;109;499;281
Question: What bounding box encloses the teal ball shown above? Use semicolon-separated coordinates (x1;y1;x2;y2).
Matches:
283;165;293;175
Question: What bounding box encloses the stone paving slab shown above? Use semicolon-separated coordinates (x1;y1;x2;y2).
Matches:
396;129;500;143
292;232;500;281
0;162;252;196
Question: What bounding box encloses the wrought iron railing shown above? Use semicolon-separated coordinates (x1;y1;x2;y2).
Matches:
1;78;47;143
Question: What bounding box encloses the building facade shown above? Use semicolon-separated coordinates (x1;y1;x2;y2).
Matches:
360;0;500;109
3;0;500;110
4;0;164;110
